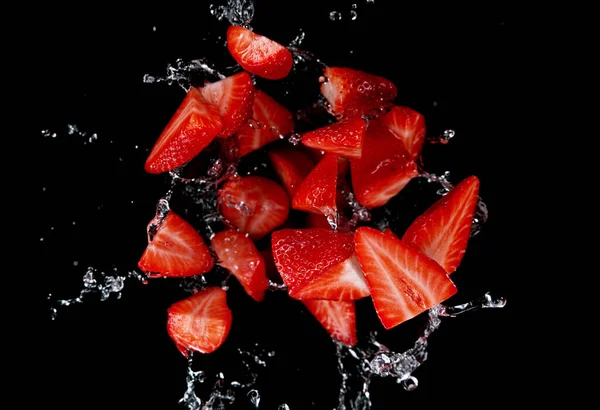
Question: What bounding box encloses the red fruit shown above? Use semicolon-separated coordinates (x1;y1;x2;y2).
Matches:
292;153;338;216
259;245;282;283
219;176;290;240
301;118;366;159
402;176;480;274
354;227;457;329
138;211;214;278
235;90;295;157
145;87;223;174
320;67;397;118
227;26;293;80
379;106;426;160
201;72;255;138
303;300;357;346
167;287;232;356
212;229;269;302
268;145;315;198
271;228;370;301
350;120;418;209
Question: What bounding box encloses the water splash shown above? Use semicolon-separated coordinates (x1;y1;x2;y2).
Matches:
49;267;147;319
209;0;255;26
428;129;455;145
143;58;226;91
41;125;98;144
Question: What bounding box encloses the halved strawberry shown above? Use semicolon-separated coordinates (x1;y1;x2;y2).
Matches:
235;90;295;157
167;287;232;356
138;211;214;278
201;72;254;138
320;67;397;118
303;299;357;346
268;145;315;198
354;227;457;329
292;153;338;216
219;176;290;240
271;228;370;301
379;106;426;160
350;120;418;209
211;229;269;302
301;118;366;159
145;87;223;174
227;26;293;80
402;176;480;274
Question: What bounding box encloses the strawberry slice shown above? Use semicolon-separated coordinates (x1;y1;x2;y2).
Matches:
138;211;214;278
402;176;480;274
379;106;426;160
320;67;397;118
301;118;366;159
200;72;254;139
211;229;269;302
354;227;457;329
292;153;338;217
235;90;295;157
271;228;370;301
227;26;293;80
167;287;232;356
145;87;223;174
350;120;418;209
268;145;315;198
303;300;357;346
219;176;290;240
383;227;398;239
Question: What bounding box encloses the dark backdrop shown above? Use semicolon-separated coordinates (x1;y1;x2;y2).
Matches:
37;1;527;408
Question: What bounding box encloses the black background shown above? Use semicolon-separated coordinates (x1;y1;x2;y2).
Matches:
35;1;530;408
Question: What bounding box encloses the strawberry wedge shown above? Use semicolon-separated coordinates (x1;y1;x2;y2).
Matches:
200;71;255;138
167;287;232;356
320;67;397;118
301;118;367;159
235;90;295;157
138;211;214;278
219;176;290;240
350;120;418;209
303;299;357;346
272;228;370;301
227;26;293;80
145;87;223;174
379;106;426;160
268;145;315;198
354;227;457;329
292;153;338;217
402;175;480;274
212;229;269;302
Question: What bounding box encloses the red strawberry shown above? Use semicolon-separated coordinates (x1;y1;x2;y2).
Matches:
167;287;232;356
379;106;426;160
138;211;214;278
303;147;351;180
201;72;254;138
211;229;269;302
271;228;370;301
235;90;295;157
301;118;366;159
219;176;290;240
227;26;293;80
354;227;457;329
350;120;418;209
145;87;223;174
292;153;338;217
268;145;315;198
320;67;397;118
402;176;480;274
303;300;357;346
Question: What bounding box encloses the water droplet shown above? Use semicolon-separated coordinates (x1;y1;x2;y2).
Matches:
278;404;290;410
350;10;358;20
152;26;157;32
352;3;358;9
247;389;260;408
329;11;342;20
366;0;375;3
401;376;418;391
73;261;79;266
